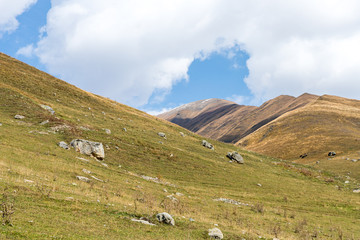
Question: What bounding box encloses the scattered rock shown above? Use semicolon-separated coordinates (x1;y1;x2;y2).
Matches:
158;132;166;138
226;152;244;164
82;169;91;174
58;141;69;150
189;218;195;222
65;197;74;201
24;179;34;184
208;228;223;239
202;140;214;150
51;124;72;132
159;141;163;144
351;159;358;162
100;162;108;168
131;218;156;226
70;139;105;160
214;198;251;207
345;181;350;184
0;123;2;126
257;183;262;187
104;129;111;134
316;161;320;164
328;151;336;156
40;104;55;115
167;195;178;202
14;115;25;119
123;128;127;132
180;132;185;137
91;175;104;182
76;176;90;183
353;189;360;193
156;212;175;226
40;120;49;125
175;192;184;197
79;126;91;131
299;153;308;158
76;157;90;162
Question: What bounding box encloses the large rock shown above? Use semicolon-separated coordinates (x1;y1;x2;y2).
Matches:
156;212;175;226
208;228;223;239
226;151;244;164
202;140;214;150
70;139;105;160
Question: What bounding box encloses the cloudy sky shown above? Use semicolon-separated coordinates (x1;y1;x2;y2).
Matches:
1;0;360;114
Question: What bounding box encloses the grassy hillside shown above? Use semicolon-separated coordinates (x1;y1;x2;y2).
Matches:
238;95;360;180
0;53;360;239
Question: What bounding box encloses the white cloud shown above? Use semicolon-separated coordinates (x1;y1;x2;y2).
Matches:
16;44;34;57
0;0;37;36
33;0;360;107
144;107;178;116
226;95;248;105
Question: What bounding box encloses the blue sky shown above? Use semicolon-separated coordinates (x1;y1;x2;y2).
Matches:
1;1;360;115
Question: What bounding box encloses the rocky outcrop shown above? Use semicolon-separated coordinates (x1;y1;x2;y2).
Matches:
70;139;105;160
156;212;175;226
226;151;244;164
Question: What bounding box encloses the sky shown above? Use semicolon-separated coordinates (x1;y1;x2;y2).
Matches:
1;0;360;115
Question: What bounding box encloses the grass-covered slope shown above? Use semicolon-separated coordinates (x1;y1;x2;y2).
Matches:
0;53;359;239
238;95;360;180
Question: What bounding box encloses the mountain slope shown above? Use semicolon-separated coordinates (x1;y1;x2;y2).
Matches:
237;94;360;178
0;53;360;239
159;93;318;143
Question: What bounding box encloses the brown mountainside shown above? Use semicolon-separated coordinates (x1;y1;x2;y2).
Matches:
237;95;360;162
159;93;319;143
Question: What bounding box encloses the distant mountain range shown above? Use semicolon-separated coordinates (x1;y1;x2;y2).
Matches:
158;93;360;162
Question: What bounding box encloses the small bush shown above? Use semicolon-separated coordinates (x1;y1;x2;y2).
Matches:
1;189;15;226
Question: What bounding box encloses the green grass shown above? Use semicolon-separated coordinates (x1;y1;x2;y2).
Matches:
0;52;359;239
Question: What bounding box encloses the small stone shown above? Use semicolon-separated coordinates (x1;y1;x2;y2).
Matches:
345;181;349;184
208;228;223;239
351;159;357;162
257;183;262;187
189;218;195;222
353;189;360;193
158;132;166;138
328;151;336;157
58;141;69;150
76;176;90;183
24;179;34;184
14;115;25;119
175;192;184;196
202;140;214;150
226;151;244;164
40;120;49;125
40;104;55;115
65;197;74;201
104;129;111;134
82;169;91;174
180;132;185;137
131;218;156;226
123;128;127;132
0;123;2;126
